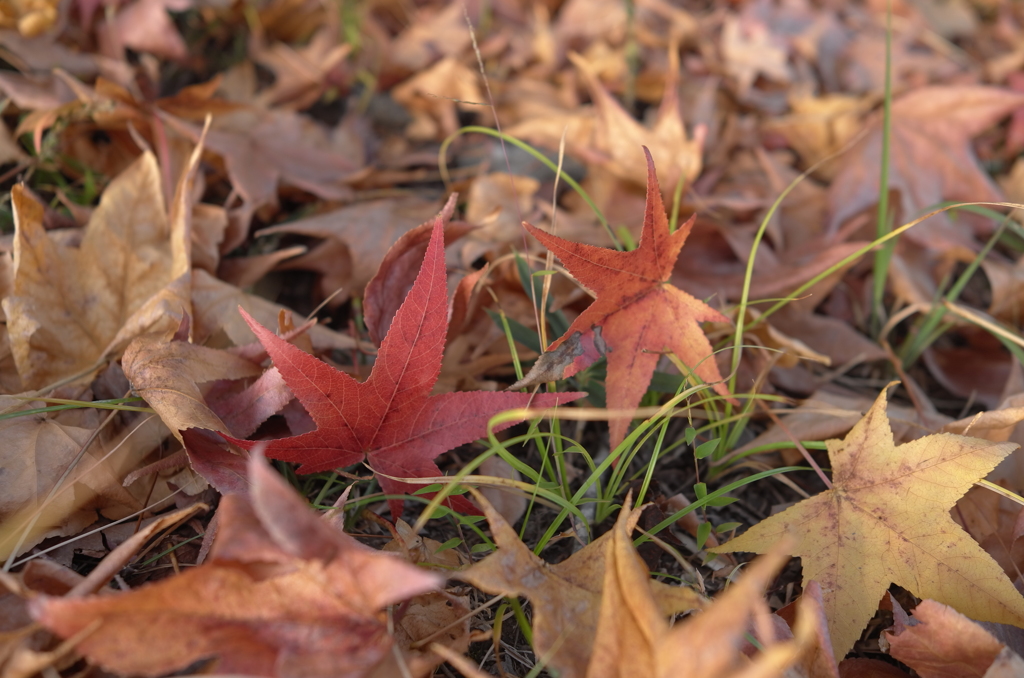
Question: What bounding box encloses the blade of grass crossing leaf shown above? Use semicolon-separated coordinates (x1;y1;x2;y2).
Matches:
634;396;678;506
410;415;592;535
991;329;1024;367
535;383;712;547
438;126;621;249
3;401;134;570
9;485;188;570
752;202;1024;329
943;301;1024;357
136;532;205;568
712;440;829;469
635;466;805;546
488;306;526;382
539;130;569;349
900;217;1008;366
0;401;154;421
728;142;841;399
872;0;896;336
976;479;1024;507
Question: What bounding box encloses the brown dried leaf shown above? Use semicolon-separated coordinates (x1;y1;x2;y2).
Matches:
29;451;445;678
458;494;706;678
587;505;811;678
0;397;169;559
98;0;189;60
164;108;362;208
0;559;84;677
258;196;444;305
776;581;842;678
391;57;482;140
828;86;1024;249
569;48;703;192
387;1;471;73
122;331;262;441
250;28;351;110
460;172;540;265
3;152;189;389
720;13;792;97
191;268;358;354
763;93;870;182
883;600;1011;678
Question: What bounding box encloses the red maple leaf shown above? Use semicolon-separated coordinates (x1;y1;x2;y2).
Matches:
522;147;733;448
224;214;584;518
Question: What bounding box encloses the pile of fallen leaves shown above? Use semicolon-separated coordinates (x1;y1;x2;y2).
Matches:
5;0;1024;676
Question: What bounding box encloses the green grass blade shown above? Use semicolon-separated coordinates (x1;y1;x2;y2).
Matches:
871;0;895;336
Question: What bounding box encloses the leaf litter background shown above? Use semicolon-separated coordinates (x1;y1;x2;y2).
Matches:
4;0;1024;676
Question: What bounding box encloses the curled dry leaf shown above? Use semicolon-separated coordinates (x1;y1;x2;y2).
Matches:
3;152;189;389
712;384;1024;659
121;329;295;494
362;194;472;345
883;599;1021;678
122;328;262;441
29;451;447;678
457;493;706;678
776;581;842;678
587;528;814;678
0;559;85;678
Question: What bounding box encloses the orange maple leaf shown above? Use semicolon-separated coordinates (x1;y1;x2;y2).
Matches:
711;384;1024;659
520;147;733;448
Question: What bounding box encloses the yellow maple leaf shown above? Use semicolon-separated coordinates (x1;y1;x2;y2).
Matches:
711;384;1024;659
